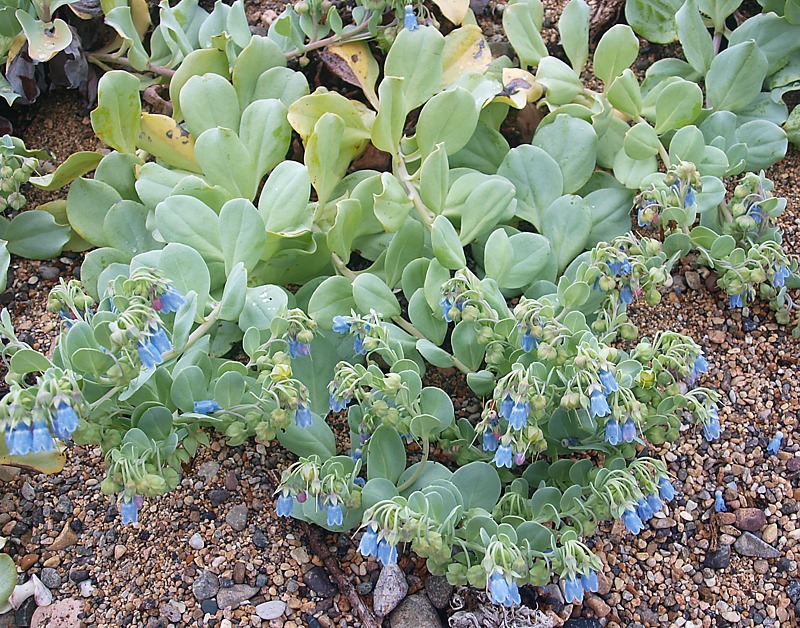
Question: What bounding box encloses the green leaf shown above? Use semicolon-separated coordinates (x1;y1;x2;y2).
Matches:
416;88;479;157
676;0;713;74
103;200;159;256
239;98;292;185
586;187;635;246
10;348;52;374
352;273;401;318
305;112;348;208
0;553;16;605
385;220;425;288
104;6;149;71
606;69;642;117
706;41;768;112
540;195;591;273
613;150;659;188
559;0;590;71
431;215;466;270
327;198;361;263
232;35;287;108
169;48;231;122
654;79;703;133
238;285;288;331
219;262;247;321
0;241;7;292
451;462;502;511
5;211;69;259
532;114;597;194
737;120;788;171
503;1;548;67
155;195;223;263
15;11;72;62
409;288;447;346
219;198;266;273
535;56;583;105
371;76;406;156
416;338;455;368
66;178;122;248
308;276;356;329
593;24;639;86
366;425;406;483
497;145;563;230
384;26;446;111
625;0;681;43
451;322;484;370
503;232;553;289
624;121;661;159
195;127;257;200
459;178;516;245
259;161;312;234
180;73;241;138
373;173;414;232
29;151;103;191
278;412;337;458
91;71;141;154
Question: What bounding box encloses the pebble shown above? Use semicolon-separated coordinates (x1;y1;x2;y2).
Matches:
160;600;184;622
78;579;94;597
763;522;779;544
256;600;287;620
388;594;442;628
40;568;62;589
223;470;239;491
226;505;249;531
704;544;731;569
252;529;269;549
189;533;205;550
208;489;230;506
733;532;781;558
201;599;218;615
356;581;373;595
303;566;338;598
39;265;60;280
19;554;39;570
192;570;220;601
30;598;82;628
564;620;602;628
114;544;127;560
290;547;310;564
216;584;259;609
49;524;78;551
69;569;89;583
734;507;767;532
21;481;35;501
233;562;246;584
373;564;408;617
708;329;726;343
585;594;611;618
424;575;453;609
197;461;220;482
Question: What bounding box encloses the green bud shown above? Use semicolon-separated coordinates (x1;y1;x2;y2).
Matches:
101;476;121;495
528;560;550;586
620;323;638;341
297;329;314;344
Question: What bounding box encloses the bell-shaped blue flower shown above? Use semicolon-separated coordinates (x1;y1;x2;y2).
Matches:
276;491;294;517
403;4;419;30
295;403;313;429
646;492;663;514
714;490;726;512
155;286;186;313
332;316;351;334
329;393;349;413
620;284;633;304
326;502;344;527
589;389;611;418
772;266;790;288
581;570;599;593
358;525;379;557
499;395;514;419
520;330;538;353
729;293;743;309
120;496;142;524
288;338;310;359
621;417;637;443
353;334;367;356
439;297;454;323
658;477;676;502
137;339;163;370
508;401;529;430
149;326;172;355
599;368;619;395
51;402;79;441
482;429;499;452
31;420;55;452
636;497;653;521
684;187;696;208
767;431;783;455
605;419;621;446
607;259;623;275
488;572;519;607
194;400;221;414
750;204;763;224
702;408;721;441
5;423;33;456
377;539;398;566
493;444;513;468
621;508;645;534
563;575;584;604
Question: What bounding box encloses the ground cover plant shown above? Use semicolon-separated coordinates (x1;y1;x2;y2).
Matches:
1;0;799;619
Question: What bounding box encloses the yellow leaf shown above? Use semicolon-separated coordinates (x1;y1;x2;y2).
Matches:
441;25;492;88
432;0;471;25
494;68;543;109
131;0;151;38
323;42;379;109
0;434;66;475
137;113;202;173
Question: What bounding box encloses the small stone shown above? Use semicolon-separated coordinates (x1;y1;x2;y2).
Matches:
198;461;220;482
193;571;220;601
585;594;611;618
388;594;442;628
373;564;408;617
564;620;602;628
303;566;338;598
252;530;268;549
19;554;39;570
226;505;248;531
651;517;676;529
55;495;72;514
69;569;89;583
290;547;310;564
30;598;82;628
21;482;35;501
160;600;184;623
356;582;373;595
753;560;770;574
708;330;726;344
763;523;778;544
256;600;287;620
787;458;800;473
114;544;127;560
40;568;62;589
734;507;767;532
424;575;452;610
50;524;78;551
716;512;736;526
223;470;239;491
255;574;269;588
78;580;94;597
189;533;205;550
777;557;792;572
233;562;246;584
734;532;781;559
208;489;230;506
704;544;731;570
39;266;60;281
216;584;259;609
201;599;218;615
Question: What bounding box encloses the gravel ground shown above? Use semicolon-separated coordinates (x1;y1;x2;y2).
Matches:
3;2;800;627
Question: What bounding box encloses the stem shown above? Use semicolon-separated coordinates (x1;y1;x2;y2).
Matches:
88;54;176;78
636;116;670;168
331;253;357;280
395;154;434;228
712;31;723;55
390;315;472;374
284;12;374;59
163;301;222;360
396;437;430;493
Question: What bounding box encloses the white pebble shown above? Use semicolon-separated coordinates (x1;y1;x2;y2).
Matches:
189;533;205;550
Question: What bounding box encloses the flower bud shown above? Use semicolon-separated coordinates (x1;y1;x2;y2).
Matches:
297;329;314;344
270;363;293;381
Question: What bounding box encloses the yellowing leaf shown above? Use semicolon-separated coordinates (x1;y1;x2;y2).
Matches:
0;432;66;474
432;0;470;25
442;25;492;88
494;68;543;109
137;113;202;173
322;42;379;109
15;12;73;63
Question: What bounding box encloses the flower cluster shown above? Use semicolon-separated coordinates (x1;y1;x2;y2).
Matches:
332;310;389;357
634;161;701;228
0;136;38;212
46;279;95;328
555;539;603;604
1;368;86;456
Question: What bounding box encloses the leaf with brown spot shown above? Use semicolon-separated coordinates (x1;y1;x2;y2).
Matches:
320;42;379;109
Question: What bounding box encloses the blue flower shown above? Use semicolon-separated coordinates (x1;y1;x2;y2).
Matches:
326;502;344;527
702;408;721;441
137;339;163;370
329;393;349;413
621;417;637;443
120;496;142;524
493;443;513;468
358;525;379;557
439;297;454;323
482;429;499;452
295;403;313;429
607;259;623;275
499;395;514;419
658;477;676;501
508;401;529;430
332;316;351;334
636;497;653;521
353;476;365;487
149;326;172;355
403;4;419;30
684;187;696;208
646;492;663;514
599;368;619;395
620;284;633;304
714;490;726;512
581;570;599;593
750;204;763;224
605;419;621;446
51;402;79;440
276;491;294;517
5;423;33;456
563;575;584;604
194;400;221;414
520;330;538;353
772;266;790;288
31;420;55;452
621;508;645;535
729;293;743;309
377;539;398;566
589;389;611;418
488;572;520;607
353;335;367;355
288;337;311;359
155;286;186;313
767;431;783;455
